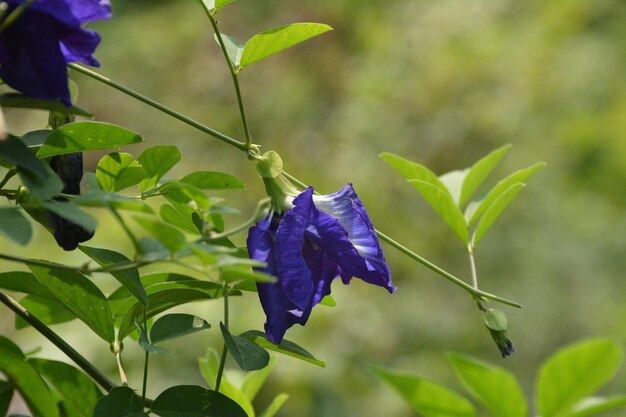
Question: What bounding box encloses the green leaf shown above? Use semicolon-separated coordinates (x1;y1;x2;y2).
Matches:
138;146;181;192
108;272;207;304
0;271;56;299
93;386;146;417
198;350;254;417
466;162;545;224
380;152;448;190
0;136;63;199
221;322;270;371
0;93;92;117
73;190;153;213
200;0;236;13
0;207;32;245
220;266;275;283
319;295;336;307
37;122;142;158
0;381;14;417
459;144;512;207
447;353;527;417
536;339;622;417
570;396;626;417
96;152;145;192
216;34;244;68
258;394;289;417
372;366;475;417
79;246;147;306
439;169;469;206
21;130;53;148
0;336;60;417
29;358;102;417
159;203;199;234
15;295;75;329
241;356;276;401
134;320;168;353
28;263;115;343
472;183;525;247
117;289;215;340
158;181;210;209
150;313;210;344
133;216;186;253
241;330;325;368
40;200;96;232
180;171;245;190
150;385;247;417
240;23;333;69
408;180;469;244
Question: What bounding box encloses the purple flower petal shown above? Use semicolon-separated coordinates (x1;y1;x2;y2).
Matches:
60;28;101;66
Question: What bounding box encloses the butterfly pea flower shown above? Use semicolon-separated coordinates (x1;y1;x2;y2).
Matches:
0;0;112;106
247;155;395;344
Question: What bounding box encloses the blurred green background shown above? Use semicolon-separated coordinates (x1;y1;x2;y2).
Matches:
2;0;626;415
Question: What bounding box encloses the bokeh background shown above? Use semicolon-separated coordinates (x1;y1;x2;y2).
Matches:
2;0;626;415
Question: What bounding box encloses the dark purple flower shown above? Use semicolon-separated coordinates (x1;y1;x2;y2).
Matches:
0;0;112;105
248;184;395;344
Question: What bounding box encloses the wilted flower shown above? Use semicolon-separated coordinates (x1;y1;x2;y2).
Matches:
0;0;112;105
248;173;395;344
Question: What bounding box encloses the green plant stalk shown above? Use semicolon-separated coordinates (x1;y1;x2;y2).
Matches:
68;64;248;152
209;197;271;240
141;309;149;405
0;290;116;392
68;66;522;309
202;8;252;149
215;280;229;392
0;168;17;190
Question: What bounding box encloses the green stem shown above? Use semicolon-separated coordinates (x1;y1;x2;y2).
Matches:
210;197;271;240
68;63;248;152
109;207;141;255
467;244;478;289
215;280;229;392
0;168;17;190
0;290;116;392
376;231;522;308
69;66;521;309
204;11;252;149
141;309;149;405
0;252;153;274
0;0;36;33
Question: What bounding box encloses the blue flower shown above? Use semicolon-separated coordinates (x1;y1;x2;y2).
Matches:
248;184;395;344
0;0;112;106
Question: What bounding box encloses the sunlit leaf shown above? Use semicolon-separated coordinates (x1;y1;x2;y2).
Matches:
439;169;468;206
0;206;32;245
472;183;525;247
372;366;475;417
570;396;626;417
73;190;153;213
150;313;210;344
15;295;74;329
408;180;469;244
0;271;56;299
460;144;512;207
28;263;115;343
466;162;545;224
258;394;289;417
96;152;145;192
447;353;527;417
241;356;276;401
240;23;333;69
216;34;244;68
241;330;325;367
37;122;142;158
536;339;622;417
138;146;181;192
159;203;200;234
40;200;96;232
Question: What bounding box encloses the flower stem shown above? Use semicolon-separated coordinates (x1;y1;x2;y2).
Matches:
141;309;150;405
68;64;248;152
376;231;522;308
0;168;17;190
0;290;116;392
69;67;522;309
215;280;229;392
467;244;478;289
203;9;252;149
209;197;271;240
